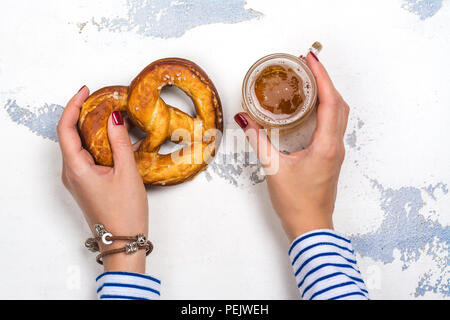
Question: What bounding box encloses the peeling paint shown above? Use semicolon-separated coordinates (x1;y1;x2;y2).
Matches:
402;0;443;20
4;100;63;142
346;118;364;150
357;119;364;129
85;0;262;38
207;151;265;187
351;179;449;297
346;130;358;150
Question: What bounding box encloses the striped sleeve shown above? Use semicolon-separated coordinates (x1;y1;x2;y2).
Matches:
289;229;369;300
96;271;161;300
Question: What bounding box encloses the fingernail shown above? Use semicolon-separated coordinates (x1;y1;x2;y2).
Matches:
310;51;319;62
299;55;306;61
112;111;124;125
78;85;86;93
234;113;248;129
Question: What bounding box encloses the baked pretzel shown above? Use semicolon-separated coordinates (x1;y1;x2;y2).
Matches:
78;58;223;186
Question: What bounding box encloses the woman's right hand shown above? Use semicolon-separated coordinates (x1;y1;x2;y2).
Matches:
234;52;350;242
57;86;149;273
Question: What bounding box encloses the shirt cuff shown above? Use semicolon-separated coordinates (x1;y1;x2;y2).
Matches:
289;229;369;300
96;271;161;300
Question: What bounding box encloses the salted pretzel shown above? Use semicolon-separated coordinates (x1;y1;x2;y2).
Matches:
78;58;223;186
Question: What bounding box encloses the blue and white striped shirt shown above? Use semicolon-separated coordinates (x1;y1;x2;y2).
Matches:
96;229;368;300
96;271;161;300
289;229;368;300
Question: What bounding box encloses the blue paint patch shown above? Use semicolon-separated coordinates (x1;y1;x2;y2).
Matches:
346;118;364;150
424;182;449;200
4;100;63;142
351;179;449;297
346;130;358;149
90;0;262;38
402;0;443;20
208;151;265;186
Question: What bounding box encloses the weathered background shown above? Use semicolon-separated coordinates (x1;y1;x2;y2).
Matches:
0;0;448;299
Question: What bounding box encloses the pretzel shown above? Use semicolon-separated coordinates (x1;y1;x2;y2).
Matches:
78;58;223;186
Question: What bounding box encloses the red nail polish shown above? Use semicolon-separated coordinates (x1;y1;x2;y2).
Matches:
112;111;124;125
78;85;86;93
310;51;319;62
234;113;248;129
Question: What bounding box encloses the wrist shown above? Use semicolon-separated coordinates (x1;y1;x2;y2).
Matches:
98;237;148;274
281;215;333;243
87;224;149;274
102;248;146;273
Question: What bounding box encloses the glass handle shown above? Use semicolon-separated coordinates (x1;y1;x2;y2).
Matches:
308;41;323;57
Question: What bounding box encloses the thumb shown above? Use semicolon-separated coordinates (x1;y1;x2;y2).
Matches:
108;111;136;172
305;51;337;104
234;112;279;169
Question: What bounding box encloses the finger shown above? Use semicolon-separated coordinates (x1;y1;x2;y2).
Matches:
123;113;135;131
342;102;350;138
305;52;336;103
132;139;143;152
305;52;343;141
234;113;279;168
107;111;137;173
57;86;90;159
123;115;144;151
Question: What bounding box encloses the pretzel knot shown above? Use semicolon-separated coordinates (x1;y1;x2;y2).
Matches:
78;58;223;186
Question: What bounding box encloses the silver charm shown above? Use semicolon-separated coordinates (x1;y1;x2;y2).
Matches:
85;238;99;252
125;242;138;254
136;234;147;247
101;232;113;245
94;224;106;237
86;224;149;257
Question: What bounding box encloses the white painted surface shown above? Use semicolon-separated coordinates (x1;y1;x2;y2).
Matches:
0;0;448;299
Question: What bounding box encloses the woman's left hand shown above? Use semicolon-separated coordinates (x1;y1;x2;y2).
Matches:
57;86;149;273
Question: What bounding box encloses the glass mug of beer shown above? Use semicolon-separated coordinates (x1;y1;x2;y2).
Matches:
241;42;322;153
